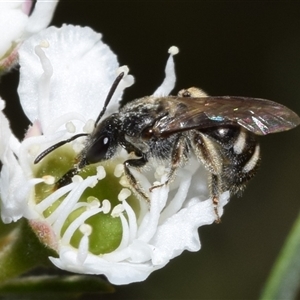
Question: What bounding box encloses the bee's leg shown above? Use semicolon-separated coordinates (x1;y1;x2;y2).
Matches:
56;167;79;188
191;131;223;223
123;157;150;203
200;127;260;222
149;135;187;192
209;174;223;224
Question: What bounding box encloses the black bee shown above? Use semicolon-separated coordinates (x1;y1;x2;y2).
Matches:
34;73;300;222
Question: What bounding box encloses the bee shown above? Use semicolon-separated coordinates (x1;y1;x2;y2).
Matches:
34;73;300;222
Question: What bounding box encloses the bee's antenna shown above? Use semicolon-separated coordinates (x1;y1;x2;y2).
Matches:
46;72;125;185
95;72;125;125
34;133;88;164
34;72;125;165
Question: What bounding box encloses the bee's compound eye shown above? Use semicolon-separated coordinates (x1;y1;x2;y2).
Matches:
86;134;111;164
141;127;154;140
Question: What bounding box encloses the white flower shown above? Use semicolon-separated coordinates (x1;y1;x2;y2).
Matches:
0;24;229;285
0;0;58;72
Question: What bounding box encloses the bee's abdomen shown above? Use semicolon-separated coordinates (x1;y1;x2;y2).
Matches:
197;126;261;195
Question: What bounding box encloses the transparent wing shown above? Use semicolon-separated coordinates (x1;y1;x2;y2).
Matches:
155;96;300;136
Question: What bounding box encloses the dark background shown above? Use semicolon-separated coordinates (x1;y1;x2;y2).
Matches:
1;1;300;299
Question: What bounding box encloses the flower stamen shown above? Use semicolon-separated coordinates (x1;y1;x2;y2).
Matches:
42;175;55;185
50;176;98;233
66;121;76;133
123;200;138;243
118;188;132;202
83;119;95;133
61;207;102;246
102;199;111;214
153;46;179;96
111;204;125;218
159;170;192;223
138;179;169;242
96;166;106;180
114;164;124;178
34;41;53;132
35;183;75;214
77;223;92;264
114;213;130;252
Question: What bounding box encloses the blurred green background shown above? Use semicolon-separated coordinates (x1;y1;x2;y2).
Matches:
1;1;300;299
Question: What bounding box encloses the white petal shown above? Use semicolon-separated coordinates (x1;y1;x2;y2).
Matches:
49;245;163;285
0;99;28;223
0;159;29;223
150;192;230;264
0;99;9;158
23;0;59;38
18;25;121;133
0;1;28;58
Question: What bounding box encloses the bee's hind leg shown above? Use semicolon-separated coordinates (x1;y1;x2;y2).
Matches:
209;173;223;224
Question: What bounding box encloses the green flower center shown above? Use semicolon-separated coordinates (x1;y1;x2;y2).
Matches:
33;145;140;255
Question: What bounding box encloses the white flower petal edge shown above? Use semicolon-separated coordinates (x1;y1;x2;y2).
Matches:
18;24;130;135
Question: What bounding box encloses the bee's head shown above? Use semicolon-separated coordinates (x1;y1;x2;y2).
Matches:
78;114;121;169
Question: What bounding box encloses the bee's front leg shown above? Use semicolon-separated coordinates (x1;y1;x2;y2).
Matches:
149;134;187;192
123;157;150;203
56;167;79;189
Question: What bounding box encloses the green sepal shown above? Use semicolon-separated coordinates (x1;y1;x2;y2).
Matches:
0;218;55;283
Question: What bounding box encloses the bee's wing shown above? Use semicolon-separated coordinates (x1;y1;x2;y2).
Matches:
156;96;300;136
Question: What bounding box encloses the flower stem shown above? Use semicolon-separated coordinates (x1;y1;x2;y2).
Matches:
0;275;114;298
260;211;300;299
